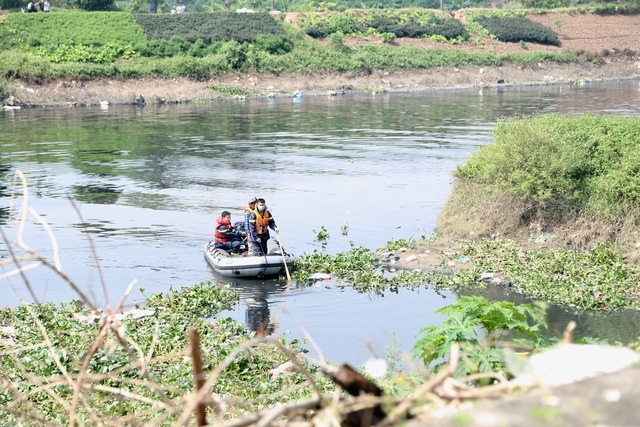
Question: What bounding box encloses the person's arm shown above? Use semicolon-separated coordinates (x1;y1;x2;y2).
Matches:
268;211;278;233
218;225;236;239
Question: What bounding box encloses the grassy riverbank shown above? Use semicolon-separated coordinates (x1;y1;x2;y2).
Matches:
1;8;639;106
294;114;640;311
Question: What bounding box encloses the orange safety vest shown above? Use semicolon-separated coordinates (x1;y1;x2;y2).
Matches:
253;209;270;235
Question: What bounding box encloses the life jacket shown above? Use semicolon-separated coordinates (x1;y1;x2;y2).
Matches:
214;216;233;243
253;208;270;235
243;204;254;218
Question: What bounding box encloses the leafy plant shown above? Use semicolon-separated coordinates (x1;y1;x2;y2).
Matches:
313;225;330;246
298;10;468;41
413;296;549;382
3;12;148;48
383;237;419;252
0;282;331;424
204;84;253;96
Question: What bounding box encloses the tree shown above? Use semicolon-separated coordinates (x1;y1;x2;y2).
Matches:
0;0;22;9
75;0;117;10
220;0;236;11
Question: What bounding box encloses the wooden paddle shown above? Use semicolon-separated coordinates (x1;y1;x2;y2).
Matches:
275;230;291;283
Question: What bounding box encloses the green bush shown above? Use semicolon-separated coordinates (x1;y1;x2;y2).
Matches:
253;33;293;54
473;15;560;46
31;43;137;64
75;0;117;11
299;10;468;41
413;296;549;382
134;12;285;44
456;114;640;221
0;50;52;79
520;0;570;8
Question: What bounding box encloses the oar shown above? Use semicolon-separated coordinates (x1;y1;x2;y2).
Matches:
275;230;291;283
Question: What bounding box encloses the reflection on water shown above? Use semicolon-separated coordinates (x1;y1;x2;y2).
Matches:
2;80;640;363
215;273;459;365
73;184;122;204
220;278;288;338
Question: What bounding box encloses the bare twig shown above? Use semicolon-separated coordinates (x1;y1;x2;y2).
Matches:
189;329;208;426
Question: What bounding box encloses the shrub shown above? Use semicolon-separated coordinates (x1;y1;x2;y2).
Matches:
0;50;52;79
298;10;468;41
135;12;285;44
31;43;137;64
473;15;560;46
75;0;117;11
413;296;549;382
520;0;570;8
456;114;640;221
253;34;293;54
219;40;247;70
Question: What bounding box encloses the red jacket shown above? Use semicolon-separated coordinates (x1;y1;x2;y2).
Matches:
214;216;236;243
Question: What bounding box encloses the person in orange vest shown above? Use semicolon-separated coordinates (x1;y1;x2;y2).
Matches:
248;198;279;255
243;197;257;234
214;210;244;254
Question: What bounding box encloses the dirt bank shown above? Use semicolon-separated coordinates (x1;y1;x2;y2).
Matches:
5;60;638;107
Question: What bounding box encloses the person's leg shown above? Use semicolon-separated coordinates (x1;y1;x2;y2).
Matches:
259;238;269;255
230;240;242;254
215;242;234;253
250;239;262;255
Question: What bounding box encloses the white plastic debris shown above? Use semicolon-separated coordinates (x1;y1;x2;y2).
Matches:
269;361;298;379
517;344;640;387
363;357;388;379
310;272;332;281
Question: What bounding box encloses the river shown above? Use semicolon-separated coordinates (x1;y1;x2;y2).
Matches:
1;79;640;365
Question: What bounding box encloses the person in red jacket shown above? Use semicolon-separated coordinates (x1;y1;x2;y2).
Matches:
214;211;244;254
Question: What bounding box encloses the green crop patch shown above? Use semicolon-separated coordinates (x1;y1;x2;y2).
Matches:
2;12;147;48
472;15;560;46
134;12;285;44
298;9;468;41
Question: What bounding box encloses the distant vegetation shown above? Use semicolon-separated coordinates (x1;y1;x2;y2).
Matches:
297;9;470;41
134;12;285;43
1;0;640;14
470;13;560;45
0;9;586;82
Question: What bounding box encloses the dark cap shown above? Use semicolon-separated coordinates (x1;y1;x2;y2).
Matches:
249;197;258;204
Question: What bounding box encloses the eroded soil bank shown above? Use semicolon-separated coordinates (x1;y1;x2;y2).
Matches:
7;60;640;107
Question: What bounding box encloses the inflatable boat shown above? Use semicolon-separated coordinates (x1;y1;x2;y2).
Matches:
204;240;294;279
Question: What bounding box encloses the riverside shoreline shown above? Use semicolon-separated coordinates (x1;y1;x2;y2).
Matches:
6;60;640;108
